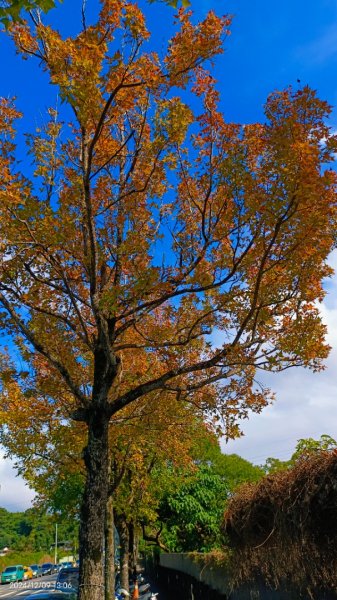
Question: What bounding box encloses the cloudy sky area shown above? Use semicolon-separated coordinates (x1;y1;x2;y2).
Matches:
225;251;337;462
1;0;337;509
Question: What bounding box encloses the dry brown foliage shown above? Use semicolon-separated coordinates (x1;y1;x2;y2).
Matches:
223;451;337;597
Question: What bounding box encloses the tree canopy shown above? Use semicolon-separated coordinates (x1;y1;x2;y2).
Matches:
159;462;228;552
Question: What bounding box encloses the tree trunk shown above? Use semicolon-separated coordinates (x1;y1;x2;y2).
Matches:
129;521;138;580
116;515;130;594
104;494;116;600
134;529;139;576
78;411;109;600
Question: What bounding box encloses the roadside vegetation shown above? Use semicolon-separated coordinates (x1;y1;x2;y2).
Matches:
0;508;78;553
223;436;337;597
0;436;335;599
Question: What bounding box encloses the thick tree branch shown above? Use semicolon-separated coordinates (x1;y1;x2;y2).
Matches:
0;292;89;406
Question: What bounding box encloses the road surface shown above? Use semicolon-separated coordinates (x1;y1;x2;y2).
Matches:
0;574;56;600
0;574;171;600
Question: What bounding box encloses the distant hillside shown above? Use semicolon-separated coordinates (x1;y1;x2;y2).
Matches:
0;507;78;554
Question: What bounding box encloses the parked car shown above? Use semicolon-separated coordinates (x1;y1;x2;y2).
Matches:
59;561;73;570
41;563;54;576
23;566;33;580
1;565;24;584
55;567;79;594
54;564;63;572
30;564;42;577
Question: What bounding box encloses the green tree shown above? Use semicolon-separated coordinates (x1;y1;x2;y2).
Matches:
292;434;337;460
0;506;77;553
159;463;228;552
153;438;263;552
191;434;264;489
263;434;337;473
215;453;264;489
262;456;291;474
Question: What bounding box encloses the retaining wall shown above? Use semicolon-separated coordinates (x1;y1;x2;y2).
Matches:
153;553;337;600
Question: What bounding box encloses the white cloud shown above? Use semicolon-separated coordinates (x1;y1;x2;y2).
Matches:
0;453;35;512
223;250;337;465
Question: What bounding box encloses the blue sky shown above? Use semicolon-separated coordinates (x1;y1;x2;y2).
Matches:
1;0;337;509
3;0;337;129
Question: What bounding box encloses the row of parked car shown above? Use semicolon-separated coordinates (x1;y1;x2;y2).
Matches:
1;564;159;599
1;561;77;584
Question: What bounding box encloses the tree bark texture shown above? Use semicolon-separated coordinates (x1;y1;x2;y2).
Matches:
129;521;138;579
78;412;109;600
116;515;130;594
104;494;116;600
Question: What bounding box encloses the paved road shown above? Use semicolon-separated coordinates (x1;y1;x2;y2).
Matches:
0;574;56;600
0;574;171;600
147;577;172;600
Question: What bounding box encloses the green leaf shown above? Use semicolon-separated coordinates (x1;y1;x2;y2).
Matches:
0;0;59;26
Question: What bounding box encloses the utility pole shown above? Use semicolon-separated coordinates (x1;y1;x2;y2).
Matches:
54;524;58;565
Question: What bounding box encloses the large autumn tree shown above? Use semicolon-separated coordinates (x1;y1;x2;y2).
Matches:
0;362;210;598
0;1;336;597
